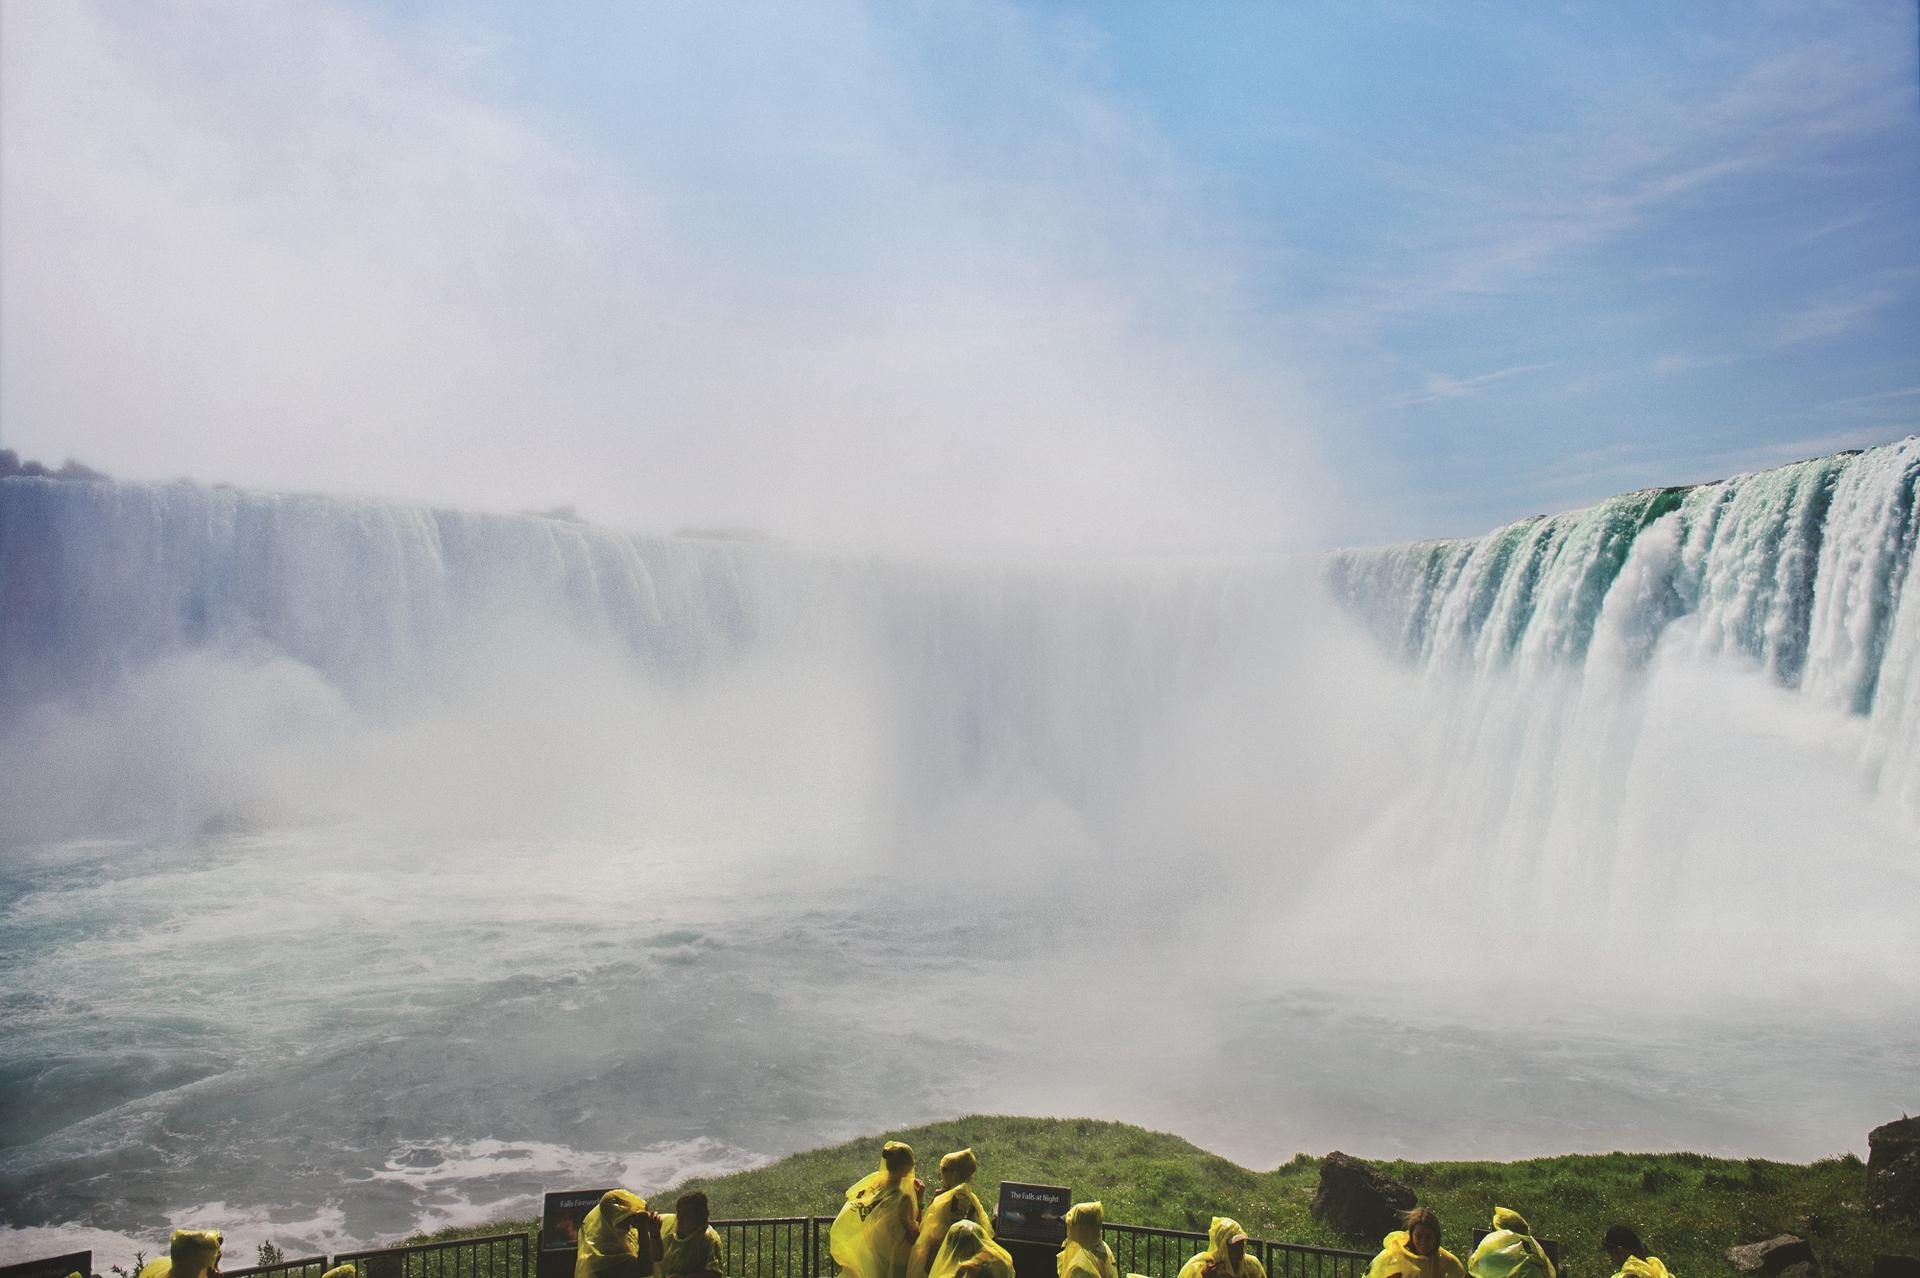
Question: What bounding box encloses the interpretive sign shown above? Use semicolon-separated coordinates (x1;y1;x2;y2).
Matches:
538;1190;613;1278
994;1181;1070;1244
0;1252;92;1278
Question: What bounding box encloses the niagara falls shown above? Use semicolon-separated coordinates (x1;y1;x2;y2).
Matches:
3;3;1917;1277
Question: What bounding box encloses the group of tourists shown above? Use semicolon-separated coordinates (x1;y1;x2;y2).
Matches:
819;1141;1673;1278
1369;1205;1671;1278
575;1190;727;1278
126;1142;1672;1278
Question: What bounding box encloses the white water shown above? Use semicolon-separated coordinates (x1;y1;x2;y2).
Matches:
1;441;1917;1269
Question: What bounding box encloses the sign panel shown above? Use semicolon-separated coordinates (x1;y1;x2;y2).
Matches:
0;1253;92;1278
994;1182;1071;1244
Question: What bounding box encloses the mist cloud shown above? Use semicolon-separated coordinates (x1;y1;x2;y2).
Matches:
0;1;1328;551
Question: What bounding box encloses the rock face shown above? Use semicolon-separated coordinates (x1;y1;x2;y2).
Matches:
1870;1116;1920;1223
1726;1234;1817;1275
1308;1151;1416;1243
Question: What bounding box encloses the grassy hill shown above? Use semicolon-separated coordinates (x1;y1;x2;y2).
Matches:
423;1116;1905;1276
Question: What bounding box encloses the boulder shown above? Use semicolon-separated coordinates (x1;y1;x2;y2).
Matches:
1726;1235;1816;1275
1308;1151;1416;1242
1870;1116;1920;1223
1871;1257;1920;1278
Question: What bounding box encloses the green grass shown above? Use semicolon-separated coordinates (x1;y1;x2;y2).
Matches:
402;1116;1907;1277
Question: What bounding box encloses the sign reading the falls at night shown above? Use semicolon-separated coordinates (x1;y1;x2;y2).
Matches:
995;1182;1071;1243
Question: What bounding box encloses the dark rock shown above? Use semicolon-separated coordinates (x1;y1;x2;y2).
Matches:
1308;1151;1416;1242
1871;1256;1920;1278
1776;1265;1818;1278
1870;1116;1920;1223
1726;1234;1816;1275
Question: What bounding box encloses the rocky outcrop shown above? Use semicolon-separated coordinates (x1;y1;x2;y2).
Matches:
1308;1151;1416;1242
1726;1234;1816;1275
1870;1116;1920;1223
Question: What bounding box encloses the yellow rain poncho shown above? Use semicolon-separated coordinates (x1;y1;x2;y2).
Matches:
929;1221;1013;1278
1465;1211;1553;1278
831;1143;920;1278
322;1267;359;1278
1057;1203;1118;1278
1612;1259;1672;1278
1176;1219;1265;1278
657;1214;726;1278
907;1151;993;1278
139;1229;224;1278
1366;1231;1464;1278
576;1191;657;1278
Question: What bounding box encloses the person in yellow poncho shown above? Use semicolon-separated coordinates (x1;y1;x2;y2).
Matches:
1366;1208;1464;1278
929;1221;1013;1278
1600;1226;1671;1278
138;1229;223;1278
657;1192;726;1278
576;1190;664;1278
321;1267;358;1278
1466;1209;1554;1278
831;1141;922;1278
1056;1203;1117;1278
1176;1218;1266;1278
908;1149;993;1278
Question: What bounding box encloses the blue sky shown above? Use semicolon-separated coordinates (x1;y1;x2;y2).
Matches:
2;1;1915;546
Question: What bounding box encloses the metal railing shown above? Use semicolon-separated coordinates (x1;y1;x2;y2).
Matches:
709;1217;817;1278
221;1258;330;1278
332;1233;530;1278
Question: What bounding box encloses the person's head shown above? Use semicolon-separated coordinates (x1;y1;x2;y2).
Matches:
675;1192;710;1233
1601;1225;1645;1265
939;1148;978;1190
599;1190;650;1228
882;1141;915;1179
1210;1218;1249;1268
1064;1202;1104;1249
944;1221;987;1262
1402;1208;1441;1258
170;1230;222;1278
1490;1208;1530;1237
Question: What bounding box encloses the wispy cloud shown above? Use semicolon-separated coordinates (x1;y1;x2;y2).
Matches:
1819;385;1920;410
1382;362;1555;409
1772;287;1903;348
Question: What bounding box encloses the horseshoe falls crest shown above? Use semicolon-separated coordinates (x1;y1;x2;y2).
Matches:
1;439;1917;1262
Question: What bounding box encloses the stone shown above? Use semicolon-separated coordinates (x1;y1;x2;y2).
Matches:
1871;1257;1920;1278
1308;1151;1416;1243
1725;1234;1816;1275
1870;1116;1920;1223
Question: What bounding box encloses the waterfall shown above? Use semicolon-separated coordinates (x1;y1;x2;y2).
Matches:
1328;437;1920;814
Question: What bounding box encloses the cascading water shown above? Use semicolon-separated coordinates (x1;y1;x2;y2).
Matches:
1;440;1916;1267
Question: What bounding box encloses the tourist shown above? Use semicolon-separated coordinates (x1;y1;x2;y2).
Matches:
908;1149;993;1278
830;1141;922;1278
1466;1209;1554;1278
321;1266;357;1278
1600;1225;1670;1278
1366;1207;1464;1278
929;1221;1013;1278
575;1190;663;1278
138;1230;222;1278
1056;1203;1118;1278
657;1192;726;1278
1177;1218;1266;1278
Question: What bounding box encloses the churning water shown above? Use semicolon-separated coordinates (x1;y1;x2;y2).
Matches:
2;440;1917;1267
